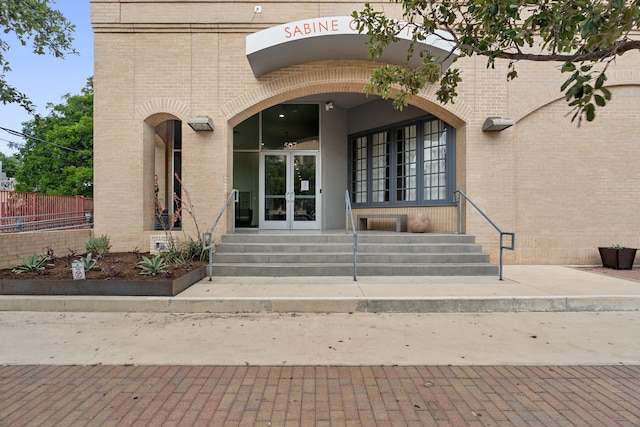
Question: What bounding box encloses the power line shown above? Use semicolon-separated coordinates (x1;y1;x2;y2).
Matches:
0;137;24;148
0;126;81;153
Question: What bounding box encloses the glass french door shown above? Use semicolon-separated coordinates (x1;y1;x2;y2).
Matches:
260;151;320;229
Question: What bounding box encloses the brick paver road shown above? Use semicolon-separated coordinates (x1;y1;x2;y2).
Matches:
1;365;639;426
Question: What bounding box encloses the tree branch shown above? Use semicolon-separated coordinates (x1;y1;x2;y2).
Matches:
466;39;640;63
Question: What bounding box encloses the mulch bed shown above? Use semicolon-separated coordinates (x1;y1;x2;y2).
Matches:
0;252;206;281
576;266;640;282
0;252;207;296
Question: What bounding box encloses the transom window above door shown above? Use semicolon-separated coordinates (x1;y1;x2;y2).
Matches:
234;104;319;151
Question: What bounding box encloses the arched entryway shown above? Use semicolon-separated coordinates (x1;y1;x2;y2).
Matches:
231;92;461;232
143;114;183;232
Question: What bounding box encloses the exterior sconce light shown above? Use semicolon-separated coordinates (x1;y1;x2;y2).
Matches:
482;117;515;131
187;116;214;131
325;101;334;111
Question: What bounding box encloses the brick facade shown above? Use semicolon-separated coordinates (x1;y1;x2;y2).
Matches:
90;0;640;265
0;230;91;270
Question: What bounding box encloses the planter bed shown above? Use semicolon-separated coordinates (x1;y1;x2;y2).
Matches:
0;266;206;297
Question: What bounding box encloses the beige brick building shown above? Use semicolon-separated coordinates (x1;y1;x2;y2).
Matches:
91;0;640;265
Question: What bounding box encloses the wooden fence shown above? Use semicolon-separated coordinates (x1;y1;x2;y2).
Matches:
0;191;93;232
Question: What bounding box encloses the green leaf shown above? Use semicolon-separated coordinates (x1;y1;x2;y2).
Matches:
561;73;578;92
585;103;596;121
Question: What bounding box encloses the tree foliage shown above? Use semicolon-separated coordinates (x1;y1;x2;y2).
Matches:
352;0;640;123
0;151;20;177
15;78;93;196
0;0;76;113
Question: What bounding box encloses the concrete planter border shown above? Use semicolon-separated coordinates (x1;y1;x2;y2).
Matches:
0;266;206;296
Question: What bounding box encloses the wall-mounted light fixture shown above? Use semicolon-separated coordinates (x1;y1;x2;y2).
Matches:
325;101;334;111
187;116;214;131
482;117;515;132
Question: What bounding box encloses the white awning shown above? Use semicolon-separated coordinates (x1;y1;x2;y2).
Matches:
246;16;458;77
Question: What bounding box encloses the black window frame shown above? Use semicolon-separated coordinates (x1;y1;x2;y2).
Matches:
348;115;456;208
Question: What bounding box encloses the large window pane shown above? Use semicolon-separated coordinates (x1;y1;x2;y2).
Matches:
396;125;417;202
233;113;260;150
372;131;389;203
293;155;316;221
233;152;259;227
350;136;368;203
264;154;287;221
423;119;447;201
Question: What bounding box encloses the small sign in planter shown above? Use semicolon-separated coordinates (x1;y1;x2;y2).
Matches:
598;246;637;270
71;261;86;280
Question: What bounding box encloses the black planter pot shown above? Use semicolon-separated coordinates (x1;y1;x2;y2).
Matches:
598;247;637;270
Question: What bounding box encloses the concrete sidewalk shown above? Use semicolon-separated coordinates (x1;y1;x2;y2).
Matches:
1;265;639;313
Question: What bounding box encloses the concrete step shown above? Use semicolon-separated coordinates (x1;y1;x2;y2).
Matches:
215;243;484;254
220;233;477;245
212;232;497;277
213;252;491;264
210;263;499;277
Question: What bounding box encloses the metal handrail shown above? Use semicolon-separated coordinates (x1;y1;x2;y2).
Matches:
202;189;238;281
0;211;93;233
345;190;358;281
454;190;515;281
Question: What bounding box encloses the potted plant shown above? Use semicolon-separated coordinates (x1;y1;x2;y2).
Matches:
598;245;637;270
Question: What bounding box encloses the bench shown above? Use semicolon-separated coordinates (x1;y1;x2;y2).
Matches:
357;214;408;232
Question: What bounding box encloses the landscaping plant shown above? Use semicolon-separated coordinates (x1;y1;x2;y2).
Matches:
154;173;208;263
78;252;98;271
86;234;111;257
136;254;169;276
12;253;54;274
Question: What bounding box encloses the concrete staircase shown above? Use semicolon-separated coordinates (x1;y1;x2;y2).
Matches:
210;232;499;276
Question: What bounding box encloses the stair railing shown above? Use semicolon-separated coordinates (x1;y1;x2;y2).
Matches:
202;189;239;281
345;190;358;281
454;190;515;280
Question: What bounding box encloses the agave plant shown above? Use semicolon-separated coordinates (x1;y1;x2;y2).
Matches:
136;254;169;276
12;253;54;274
78;252;98;271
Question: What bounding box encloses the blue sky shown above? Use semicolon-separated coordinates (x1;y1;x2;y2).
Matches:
0;1;93;155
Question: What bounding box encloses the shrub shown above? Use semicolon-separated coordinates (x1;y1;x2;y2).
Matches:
162;237;185;265
86;235;111;256
181;236;208;262
158;234;207;265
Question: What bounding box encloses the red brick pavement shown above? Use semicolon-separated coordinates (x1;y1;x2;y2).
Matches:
1;365;639;426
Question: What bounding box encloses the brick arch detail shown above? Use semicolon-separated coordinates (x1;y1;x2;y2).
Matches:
135;98;191;127
221;64;471;127
514;68;640;122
